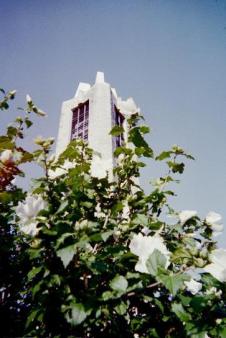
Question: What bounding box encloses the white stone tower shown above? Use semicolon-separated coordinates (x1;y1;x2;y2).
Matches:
56;72;139;179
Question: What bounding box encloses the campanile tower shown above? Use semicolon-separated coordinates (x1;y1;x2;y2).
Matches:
56;72;139;179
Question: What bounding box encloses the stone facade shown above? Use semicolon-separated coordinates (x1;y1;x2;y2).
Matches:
56;72;139;179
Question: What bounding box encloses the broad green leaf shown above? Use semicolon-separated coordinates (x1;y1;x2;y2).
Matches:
114;301;129;315
25;117;33;128
56;232;74;249
102;290;114;301
128;127;153;157
56;200;69;214
140;125;150;134
114;146;132;156
20;151;33;163
110;125;124;136
146;249;167;276
190;296;208;312
7;126;18;138
101;230;113;242
171;247;192;264
81;201;93;208
156;151;171;161
57;245;75;268
133;213;149;226
0;136;14;150
158;273;190;296
25;309;40;329
27;266;42;281
110;275;128;293
65;303;87;326
172;302;191;322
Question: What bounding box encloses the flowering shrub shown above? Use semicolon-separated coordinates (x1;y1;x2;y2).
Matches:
0;89;226;337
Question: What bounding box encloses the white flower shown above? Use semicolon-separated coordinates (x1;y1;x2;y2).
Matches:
20;222;39;237
94;203;105;218
48;160;75;179
153;291;160;298
205;287;222;298
0;149;14;163
129;233;170;274
204;248;226;282
26;94;32;102
184;279;202;295
179;210;197;225
16;194;47;236
205;211;223;237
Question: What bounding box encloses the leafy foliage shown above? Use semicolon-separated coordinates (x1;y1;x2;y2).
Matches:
0;88;225;337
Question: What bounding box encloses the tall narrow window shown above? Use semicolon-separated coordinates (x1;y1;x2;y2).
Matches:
71;101;89;141
112;105;124;149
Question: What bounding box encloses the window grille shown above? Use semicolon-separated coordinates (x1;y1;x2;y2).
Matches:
71;101;89;141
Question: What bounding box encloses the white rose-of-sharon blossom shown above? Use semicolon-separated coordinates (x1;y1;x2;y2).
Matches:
0;149;14;164
94;203;105;218
204;248;226;283
129;233;170;274
184;279;202;295
20;222;40;237
179;210;197;225
48;160;75;179
205;211;223;236
16;194;47;236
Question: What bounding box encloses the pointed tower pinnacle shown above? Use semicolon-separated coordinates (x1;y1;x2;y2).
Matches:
95;71;105;84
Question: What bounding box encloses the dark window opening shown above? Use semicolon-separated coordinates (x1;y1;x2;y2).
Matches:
71;101;89;142
112;105;124;149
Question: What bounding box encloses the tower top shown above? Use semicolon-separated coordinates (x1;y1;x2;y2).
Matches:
95;71;105;84
56;72;140;179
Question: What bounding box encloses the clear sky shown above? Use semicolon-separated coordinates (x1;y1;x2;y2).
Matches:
0;0;226;246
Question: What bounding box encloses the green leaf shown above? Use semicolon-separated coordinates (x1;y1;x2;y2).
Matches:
25;117;33;128
156;151;171;161
146;249;167;276
171;247;192;264
172;302;191;322
0;136;14;150
27;266;42;281
167;161;185;174
158;273;190;296
114;146;132;157
81;201;93;208
190;296;208;312
57;245;75;268
133;213;149;226
110;125;124;136
56;232;74;249
128;127;153;157
140;125;150;134
101;230;113;242
114;301;129;315
102;290;114;301
110;275;128;293
20;151;33;163
26;309;40;329
56;200;69;214
65;303;87;326
7;126;18;138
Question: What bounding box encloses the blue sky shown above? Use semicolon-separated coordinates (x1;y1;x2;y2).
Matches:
0;0;226;246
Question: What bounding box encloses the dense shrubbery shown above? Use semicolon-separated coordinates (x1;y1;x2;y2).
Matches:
0;89;225;337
